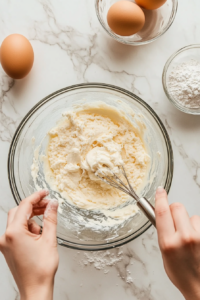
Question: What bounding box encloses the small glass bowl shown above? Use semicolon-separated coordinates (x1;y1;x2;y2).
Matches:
162;45;200;115
95;0;178;46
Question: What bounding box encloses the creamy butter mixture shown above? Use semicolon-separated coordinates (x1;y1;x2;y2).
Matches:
43;104;150;210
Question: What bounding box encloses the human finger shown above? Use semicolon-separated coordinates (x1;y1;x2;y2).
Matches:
190;215;200;232
6;207;18;227
13;190;49;227
155;187;175;240
28;219;41;235
30;208;47;218
170;202;193;233
8;199;48;226
42;199;58;245
30;199;49;218
7;196;49;227
24;190;49;205
33;198;49;208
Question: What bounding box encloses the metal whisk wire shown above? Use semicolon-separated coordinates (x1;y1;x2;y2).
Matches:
96;165;156;228
96;165;139;201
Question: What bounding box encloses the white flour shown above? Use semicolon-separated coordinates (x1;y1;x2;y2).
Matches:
167;59;200;108
78;248;134;284
82;249;123;271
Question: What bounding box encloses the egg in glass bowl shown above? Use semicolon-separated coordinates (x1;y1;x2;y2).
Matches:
95;0;178;46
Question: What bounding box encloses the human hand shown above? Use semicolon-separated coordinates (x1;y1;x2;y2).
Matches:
155;187;200;300
0;190;59;300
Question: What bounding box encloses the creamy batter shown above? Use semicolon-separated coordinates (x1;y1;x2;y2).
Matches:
42;103;150;211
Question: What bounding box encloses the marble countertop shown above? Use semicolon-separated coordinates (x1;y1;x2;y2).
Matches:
0;0;200;299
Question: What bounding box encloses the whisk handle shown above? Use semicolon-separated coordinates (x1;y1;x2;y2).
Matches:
137;197;156;228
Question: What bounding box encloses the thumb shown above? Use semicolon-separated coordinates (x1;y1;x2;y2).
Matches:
42;199;58;244
155;187;175;238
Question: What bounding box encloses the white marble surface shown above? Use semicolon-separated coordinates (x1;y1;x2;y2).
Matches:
0;0;200;299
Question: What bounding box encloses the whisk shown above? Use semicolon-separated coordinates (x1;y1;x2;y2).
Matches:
97;165;156;227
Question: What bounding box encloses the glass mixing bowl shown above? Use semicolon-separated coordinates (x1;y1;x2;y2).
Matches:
8;83;173;250
162;44;200;115
95;0;178;46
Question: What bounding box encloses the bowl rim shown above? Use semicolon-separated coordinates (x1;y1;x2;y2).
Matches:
162;44;200;115
8;83;174;250
95;0;178;46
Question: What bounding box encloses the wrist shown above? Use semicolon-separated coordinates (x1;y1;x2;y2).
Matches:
185;297;200;300
184;291;200;300
20;282;54;300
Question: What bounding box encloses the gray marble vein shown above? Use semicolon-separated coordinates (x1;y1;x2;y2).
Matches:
0;72;15;142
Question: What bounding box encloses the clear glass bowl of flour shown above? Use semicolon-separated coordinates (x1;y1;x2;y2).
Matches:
8;83;173;250
95;0;178;46
163;44;200;115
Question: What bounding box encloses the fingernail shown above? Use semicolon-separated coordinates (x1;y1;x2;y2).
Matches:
156;186;164;193
44;199;58;218
49;199;58;211
44;189;49;196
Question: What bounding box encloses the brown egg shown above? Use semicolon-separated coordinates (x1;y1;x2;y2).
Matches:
135;0;167;10
0;34;34;79
107;1;145;36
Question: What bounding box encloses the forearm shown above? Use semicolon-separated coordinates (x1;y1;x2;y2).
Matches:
185;293;200;300
20;284;54;300
185;296;200;300
179;284;200;300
